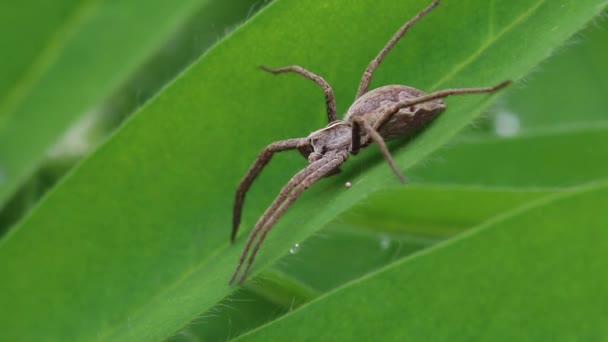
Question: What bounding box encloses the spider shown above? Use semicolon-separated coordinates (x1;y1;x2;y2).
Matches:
230;0;510;284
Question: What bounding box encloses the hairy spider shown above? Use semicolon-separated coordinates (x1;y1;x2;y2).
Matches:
230;0;510;284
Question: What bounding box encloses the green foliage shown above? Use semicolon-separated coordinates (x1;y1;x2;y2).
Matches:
238;183;608;341
0;0;606;341
0;0;216;207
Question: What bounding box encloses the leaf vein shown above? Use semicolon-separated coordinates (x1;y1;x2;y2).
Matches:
430;0;546;90
0;0;101;129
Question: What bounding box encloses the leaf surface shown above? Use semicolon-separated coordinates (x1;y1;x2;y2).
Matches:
236;182;608;341
411;126;608;187
0;0;605;340
0;0;223;206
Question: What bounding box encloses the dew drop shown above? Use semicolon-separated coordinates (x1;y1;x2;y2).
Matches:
494;110;520;137
289;243;301;255
379;235;391;250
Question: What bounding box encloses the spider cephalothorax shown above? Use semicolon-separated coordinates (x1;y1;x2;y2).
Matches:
230;0;510;284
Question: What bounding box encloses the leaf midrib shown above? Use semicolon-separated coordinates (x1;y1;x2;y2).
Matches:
430;0;545;90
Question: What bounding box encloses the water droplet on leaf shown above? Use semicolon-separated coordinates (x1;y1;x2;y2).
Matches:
289;243;301;254
494;110;520;137
379;235;391;250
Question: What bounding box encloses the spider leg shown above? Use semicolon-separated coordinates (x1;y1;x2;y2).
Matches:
355;0;440;99
230;157;331;284
261;65;337;123
233;138;308;242
351;117;406;183
373;81;511;132
236;151;349;284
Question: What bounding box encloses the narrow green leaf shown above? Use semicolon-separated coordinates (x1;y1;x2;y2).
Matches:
0;0;605;341
183;186;551;339
501;14;608;132
0;0;219;206
236;182;608;341
340;186;552;235
273;186;553;292
0;0;263;236
170;288;287;342
245;269;320;308
413;17;608;188
0;1;83;97
410;126;608;187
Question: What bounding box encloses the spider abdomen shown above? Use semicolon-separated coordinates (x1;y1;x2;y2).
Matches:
345;85;446;140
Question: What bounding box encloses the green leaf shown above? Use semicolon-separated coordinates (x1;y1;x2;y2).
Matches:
0;0;227;206
182;186;553;339
0;1;82;97
0;0;605;341
202;12;608;339
0;0;263;235
236;182;608;341
170;287;287;342
411;17;608;188
410;126;608;187
274;185;553;292
500;13;608;132
0;0;263;236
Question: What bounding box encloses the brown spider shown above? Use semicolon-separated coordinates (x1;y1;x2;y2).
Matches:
230;0;510;284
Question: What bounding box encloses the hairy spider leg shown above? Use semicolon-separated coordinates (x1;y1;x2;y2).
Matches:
232;138;308;242
230;155;333;284
355;0;441;99
351;116;406;183
261;65;338;123
233;151;349;284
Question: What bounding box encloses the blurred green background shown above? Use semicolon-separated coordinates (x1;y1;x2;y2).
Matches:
1;0;607;341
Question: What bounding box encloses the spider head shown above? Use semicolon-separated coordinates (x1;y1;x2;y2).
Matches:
300;121;352;163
